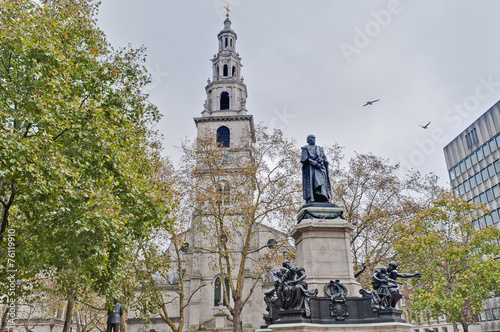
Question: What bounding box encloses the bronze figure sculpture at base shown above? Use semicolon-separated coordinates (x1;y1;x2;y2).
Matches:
366;261;421;311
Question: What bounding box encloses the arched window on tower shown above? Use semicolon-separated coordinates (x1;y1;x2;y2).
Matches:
220;92;229;110
214;276;230;306
216;126;230;147
223;64;228;77
216;182;230;205
225;37;228;48
232;66;235;76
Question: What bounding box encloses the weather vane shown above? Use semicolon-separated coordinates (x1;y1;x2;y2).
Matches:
224;5;231;18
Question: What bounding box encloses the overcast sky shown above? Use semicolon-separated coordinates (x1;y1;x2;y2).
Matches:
97;1;500;186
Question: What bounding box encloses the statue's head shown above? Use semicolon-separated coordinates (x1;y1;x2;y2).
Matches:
388;261;398;271
282;259;291;269
306;135;316;145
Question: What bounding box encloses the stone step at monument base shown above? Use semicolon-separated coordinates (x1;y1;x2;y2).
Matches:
256;322;412;332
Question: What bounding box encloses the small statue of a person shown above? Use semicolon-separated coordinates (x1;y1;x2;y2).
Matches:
371;262;421;310
278;260;317;317
106;300;124;332
301;135;332;204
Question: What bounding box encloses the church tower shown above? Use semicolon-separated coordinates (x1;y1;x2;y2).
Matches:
128;18;282;332
194;17;254;148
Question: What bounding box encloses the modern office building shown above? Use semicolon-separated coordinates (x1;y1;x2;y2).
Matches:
443;100;500;332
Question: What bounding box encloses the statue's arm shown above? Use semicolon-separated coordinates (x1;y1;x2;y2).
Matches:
397;272;422;278
300;147;309;163
354;263;366;278
301;147;319;165
371;271;385;284
295;268;307;282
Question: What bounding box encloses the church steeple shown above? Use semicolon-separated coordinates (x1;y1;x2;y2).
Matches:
202;18;248;116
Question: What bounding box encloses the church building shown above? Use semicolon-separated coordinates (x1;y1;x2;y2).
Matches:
127;17;288;332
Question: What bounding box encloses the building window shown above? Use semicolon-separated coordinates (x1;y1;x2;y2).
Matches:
496;135;500;150
223;64;228;77
232;66;235;76
477;148;484;162
483;144;491;157
225;37;228;48
220;91;230;110
492;210;500;224
475;172;482;185
471;152;478;166
465;157;472;170
478;216;486;229
495;160;500;174
180;242;189;253
458;184;464;195
464;180;470;192
470;176;476;189
459;161;466;174
486;188;494;202
216;126;230;147
449;169;456;181
485;214;493;227
472;128;479;144
488;164;495;178
481;168;489;182
493;185;500;199
492;308;500;320
465;132;473;149
473;196;479;204
486;309;493;321
214;276;230;306
479;193;487;204
217;182;230;205
489;139;497;154
473;219;479;230
454;166;460;178
230;38;232;46
267;239;277;249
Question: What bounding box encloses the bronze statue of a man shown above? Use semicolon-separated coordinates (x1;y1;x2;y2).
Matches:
301;135;332;204
106;300;124;332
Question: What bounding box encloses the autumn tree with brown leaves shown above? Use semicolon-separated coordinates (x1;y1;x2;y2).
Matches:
328;152;440;288
176;124;300;332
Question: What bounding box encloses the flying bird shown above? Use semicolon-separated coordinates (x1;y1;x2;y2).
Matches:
363;99;380;107
419;121;431;129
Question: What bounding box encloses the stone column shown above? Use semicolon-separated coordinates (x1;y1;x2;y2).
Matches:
290;205;361;298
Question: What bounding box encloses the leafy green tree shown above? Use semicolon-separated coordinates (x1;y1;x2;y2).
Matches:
0;0;174;328
394;192;500;332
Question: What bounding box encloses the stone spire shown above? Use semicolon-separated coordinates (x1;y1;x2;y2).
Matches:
202;18;247;116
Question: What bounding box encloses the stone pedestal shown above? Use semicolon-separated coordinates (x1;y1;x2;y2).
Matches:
291;205;361;297
256;322;412;332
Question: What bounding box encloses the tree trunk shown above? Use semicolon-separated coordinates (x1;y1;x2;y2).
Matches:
232;302;241;332
62;297;75;332
0;305;8;332
119;309;127;332
461;322;469;332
